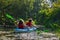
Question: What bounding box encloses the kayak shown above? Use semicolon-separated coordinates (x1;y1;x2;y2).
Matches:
14;27;37;32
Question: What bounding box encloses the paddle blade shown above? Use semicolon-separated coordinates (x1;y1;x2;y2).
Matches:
5;13;13;19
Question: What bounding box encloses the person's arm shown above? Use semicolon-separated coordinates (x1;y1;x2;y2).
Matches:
14;21;19;26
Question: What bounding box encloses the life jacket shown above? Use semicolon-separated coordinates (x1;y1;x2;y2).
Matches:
18;24;24;29
26;22;32;27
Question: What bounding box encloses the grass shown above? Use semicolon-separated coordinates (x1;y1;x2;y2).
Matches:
54;29;60;38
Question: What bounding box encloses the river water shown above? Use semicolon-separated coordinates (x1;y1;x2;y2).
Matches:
0;31;59;40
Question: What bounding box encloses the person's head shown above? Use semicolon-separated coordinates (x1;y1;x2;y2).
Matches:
19;20;23;24
28;18;33;22
29;20;32;22
19;19;24;24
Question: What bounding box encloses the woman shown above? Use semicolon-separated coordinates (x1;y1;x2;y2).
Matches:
18;19;26;29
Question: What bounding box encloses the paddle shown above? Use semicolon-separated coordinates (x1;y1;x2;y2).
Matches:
5;13;14;20
5;13;16;24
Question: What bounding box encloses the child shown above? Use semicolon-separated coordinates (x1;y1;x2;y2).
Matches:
18;19;26;29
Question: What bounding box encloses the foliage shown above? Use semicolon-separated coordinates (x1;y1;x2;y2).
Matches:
0;0;60;31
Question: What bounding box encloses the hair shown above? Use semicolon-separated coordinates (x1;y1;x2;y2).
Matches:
19;19;25;24
19;20;23;24
28;18;32;22
29;19;32;22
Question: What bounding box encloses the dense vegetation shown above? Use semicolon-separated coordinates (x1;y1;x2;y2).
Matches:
0;0;60;31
